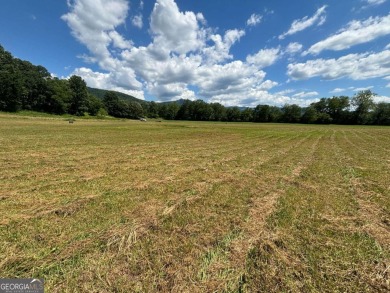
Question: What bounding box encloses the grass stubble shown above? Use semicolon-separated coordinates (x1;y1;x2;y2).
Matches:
0;113;389;292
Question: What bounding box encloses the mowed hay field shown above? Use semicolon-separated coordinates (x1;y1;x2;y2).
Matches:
0;114;389;292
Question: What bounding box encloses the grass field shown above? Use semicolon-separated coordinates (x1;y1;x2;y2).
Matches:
0;113;389;292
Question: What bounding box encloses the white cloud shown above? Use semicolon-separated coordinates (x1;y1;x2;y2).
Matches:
132;14;143;29
108;31;133;49
62;0;321;107
206;90;318;108
247;14;262;27
150;0;206;54
72;67;145;99
246;47;281;68
196;13;207;25
275;89;296;96
147;82;196;101
202;29;245;64
365;0;387;6
62;0;142;91
374;95;390;103
279;5;327;39
285;42;303;55
305;14;390;55
77;54;97;64
196;61;265;97
359;0;387;11
353;86;374;91
124;46;198;76
292;91;319;98
288;49;390;80
331;86;376;94
62;0;129;31
330;88;346;94
258;80;278;90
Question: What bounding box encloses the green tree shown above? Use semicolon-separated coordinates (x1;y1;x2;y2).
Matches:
103;91;130;118
312;98;328;114
210;103;227;121
0;46;23;111
301;106;318;124
147;101;160;118
0;65;23;112
253;105;282;122
176;100;192;120
226;107;241;122
162;102;180;120
87;94;104;116
68;75;89;115
281;104;302;123
96;107;108;118
316;112;332;124
103;91;120;114
115;100;131;118
240;108;253;122
189;100;213;121
372;102;390;125
46;78;72;114
128;101;144;119
327;96;349;123
18;61;50;111
351;90;375;124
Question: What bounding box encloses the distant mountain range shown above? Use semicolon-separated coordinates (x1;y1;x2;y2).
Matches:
87;87;145;104
87;87;189;106
87;89;244;109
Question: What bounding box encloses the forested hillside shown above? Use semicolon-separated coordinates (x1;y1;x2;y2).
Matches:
87;87;144;104
1;45;389;124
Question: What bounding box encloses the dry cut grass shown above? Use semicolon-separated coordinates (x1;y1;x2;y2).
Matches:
0;113;389;292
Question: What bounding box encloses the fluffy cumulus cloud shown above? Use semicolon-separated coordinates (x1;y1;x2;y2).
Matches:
259;80;278;90
150;0;205;55
72;67;144;98
196;61;265;98
305;14;390;55
62;0;333;106
285;42;303;55
108;31;133;49
288;49;390;80
279;5;327;39
247;14;262;27
246;47;281;68
121;50;202;99
202;29;245;64
62;0;142;93
62;0;129;56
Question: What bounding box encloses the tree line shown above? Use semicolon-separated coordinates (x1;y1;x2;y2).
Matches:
143;93;390;125
1;45;389;125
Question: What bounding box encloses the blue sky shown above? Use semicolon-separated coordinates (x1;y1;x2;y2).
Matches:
1;0;389;106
